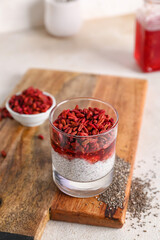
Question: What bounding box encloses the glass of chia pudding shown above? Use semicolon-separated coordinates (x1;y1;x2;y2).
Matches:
49;97;118;198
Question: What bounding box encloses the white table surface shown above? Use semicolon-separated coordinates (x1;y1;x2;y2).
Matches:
0;14;160;240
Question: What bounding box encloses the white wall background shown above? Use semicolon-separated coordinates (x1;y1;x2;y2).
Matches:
0;0;143;33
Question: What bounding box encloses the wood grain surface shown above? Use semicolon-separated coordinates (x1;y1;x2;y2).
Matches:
50;72;147;228
0;69;147;239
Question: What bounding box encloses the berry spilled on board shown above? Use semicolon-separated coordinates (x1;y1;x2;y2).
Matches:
38;134;44;140
0;107;12;121
1;150;7;158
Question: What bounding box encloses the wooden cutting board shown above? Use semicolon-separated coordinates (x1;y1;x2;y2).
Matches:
0;69;147;239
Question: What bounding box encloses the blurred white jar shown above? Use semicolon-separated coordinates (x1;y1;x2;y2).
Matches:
44;0;83;37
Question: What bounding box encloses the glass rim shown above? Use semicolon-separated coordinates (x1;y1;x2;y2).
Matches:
49;97;119;138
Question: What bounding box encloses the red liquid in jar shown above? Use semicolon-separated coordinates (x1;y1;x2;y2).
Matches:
134;19;160;72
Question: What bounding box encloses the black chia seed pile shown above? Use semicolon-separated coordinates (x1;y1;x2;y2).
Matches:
128;177;152;220
98;156;130;211
97;155;160;232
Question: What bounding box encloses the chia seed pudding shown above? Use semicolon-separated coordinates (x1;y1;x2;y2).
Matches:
49;98;118;197
52;150;115;182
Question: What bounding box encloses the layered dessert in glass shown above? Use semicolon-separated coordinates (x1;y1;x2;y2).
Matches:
49;98;118;198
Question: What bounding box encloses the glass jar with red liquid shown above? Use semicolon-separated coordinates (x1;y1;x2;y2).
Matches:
134;0;160;72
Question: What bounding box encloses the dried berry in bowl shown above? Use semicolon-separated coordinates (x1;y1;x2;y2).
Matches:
49;98;119;198
9;87;53;114
6;87;56;127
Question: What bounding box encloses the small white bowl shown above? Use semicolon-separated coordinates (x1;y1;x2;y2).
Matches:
6;92;56;127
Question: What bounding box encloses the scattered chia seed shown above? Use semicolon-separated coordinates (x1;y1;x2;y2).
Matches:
127;177;152;220
98;155;159;220
98;156;130;213
127;168;160;224
97;154;160;237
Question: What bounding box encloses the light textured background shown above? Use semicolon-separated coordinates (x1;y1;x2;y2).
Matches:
0;14;160;240
0;0;143;33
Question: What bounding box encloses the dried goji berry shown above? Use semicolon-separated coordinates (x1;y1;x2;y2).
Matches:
51;105;116;164
9;87;52;114
38;134;44;140
0;107;12;121
1;150;7;158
